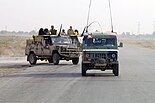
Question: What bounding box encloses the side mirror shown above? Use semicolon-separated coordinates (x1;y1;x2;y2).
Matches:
118;42;123;47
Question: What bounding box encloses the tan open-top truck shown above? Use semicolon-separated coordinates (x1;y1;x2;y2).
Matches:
25;35;80;65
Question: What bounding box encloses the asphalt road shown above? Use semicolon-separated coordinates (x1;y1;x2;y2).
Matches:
0;45;155;103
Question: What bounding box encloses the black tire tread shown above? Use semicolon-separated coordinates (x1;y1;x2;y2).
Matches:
113;64;119;76
52;53;60;65
28;53;37;65
82;64;87;76
72;58;79;65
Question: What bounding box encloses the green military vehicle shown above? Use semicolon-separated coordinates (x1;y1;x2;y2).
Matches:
81;32;122;76
25;35;80;65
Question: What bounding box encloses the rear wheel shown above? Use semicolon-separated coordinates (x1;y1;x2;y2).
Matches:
72;58;79;65
28;53;37;65
52;53;60;65
113;64;119;76
82;63;87;76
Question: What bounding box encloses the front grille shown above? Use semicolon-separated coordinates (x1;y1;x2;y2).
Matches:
61;47;78;53
88;52;117;62
93;53;106;59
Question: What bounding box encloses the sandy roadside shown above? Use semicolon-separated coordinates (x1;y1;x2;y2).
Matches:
119;39;155;50
0;35;31;56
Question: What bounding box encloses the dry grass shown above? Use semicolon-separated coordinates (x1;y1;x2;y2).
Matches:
119;39;155;50
0;36;30;56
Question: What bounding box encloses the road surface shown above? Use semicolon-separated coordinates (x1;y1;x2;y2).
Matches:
0;45;155;103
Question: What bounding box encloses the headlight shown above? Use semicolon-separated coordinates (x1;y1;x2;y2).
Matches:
112;54;116;58
85;54;90;58
61;47;66;52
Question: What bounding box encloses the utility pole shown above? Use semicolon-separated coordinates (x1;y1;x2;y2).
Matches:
153;21;155;35
153;21;155;32
5;25;7;31
138;21;140;35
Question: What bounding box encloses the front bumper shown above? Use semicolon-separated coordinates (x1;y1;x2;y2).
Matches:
82;60;118;70
60;52;80;58
83;61;118;65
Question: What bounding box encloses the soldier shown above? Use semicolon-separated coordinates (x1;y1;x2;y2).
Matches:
38;28;45;35
74;29;79;36
50;25;57;35
44;28;50;35
67;26;74;36
61;29;66;35
73;29;79;45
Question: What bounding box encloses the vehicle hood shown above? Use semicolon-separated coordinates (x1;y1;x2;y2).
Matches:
55;44;78;49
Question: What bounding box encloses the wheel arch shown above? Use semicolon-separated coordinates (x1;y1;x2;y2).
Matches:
52;50;59;56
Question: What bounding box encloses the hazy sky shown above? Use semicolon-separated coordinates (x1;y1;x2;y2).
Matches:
0;0;155;34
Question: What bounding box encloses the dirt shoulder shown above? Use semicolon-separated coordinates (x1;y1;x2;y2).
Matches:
119;39;155;50
0;35;32;78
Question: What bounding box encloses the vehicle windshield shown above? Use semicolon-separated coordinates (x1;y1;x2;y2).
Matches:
52;37;71;45
84;38;116;47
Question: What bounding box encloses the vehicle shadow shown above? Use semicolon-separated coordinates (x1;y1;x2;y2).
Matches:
0;72;81;78
0;63;75;70
0;72;115;78
0;63;116;78
0;64;29;69
86;73;115;77
35;63;76;66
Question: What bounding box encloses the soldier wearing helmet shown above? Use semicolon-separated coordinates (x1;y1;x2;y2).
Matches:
67;26;74;36
50;25;57;35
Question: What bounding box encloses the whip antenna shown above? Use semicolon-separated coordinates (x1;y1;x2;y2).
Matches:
86;0;92;32
108;0;114;32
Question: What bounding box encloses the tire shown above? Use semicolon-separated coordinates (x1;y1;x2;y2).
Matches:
28;53;37;65
52;53;60;65
82;63;87;76
72;58;79;65
48;58;53;63
113;64;119;76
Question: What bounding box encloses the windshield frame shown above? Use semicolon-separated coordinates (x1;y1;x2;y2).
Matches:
83;36;117;49
51;37;72;45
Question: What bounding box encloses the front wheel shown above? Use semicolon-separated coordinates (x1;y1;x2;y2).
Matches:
72;58;79;65
82;64;87;76
28;53;37;65
113;64;119;76
52;53;60;65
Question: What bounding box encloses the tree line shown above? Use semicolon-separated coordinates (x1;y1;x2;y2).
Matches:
0;30;37;35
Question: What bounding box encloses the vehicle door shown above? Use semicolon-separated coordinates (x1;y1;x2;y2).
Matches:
42;36;52;56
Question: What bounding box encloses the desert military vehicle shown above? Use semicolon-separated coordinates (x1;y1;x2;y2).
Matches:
25;35;80;65
81;32;122;76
